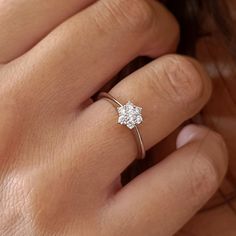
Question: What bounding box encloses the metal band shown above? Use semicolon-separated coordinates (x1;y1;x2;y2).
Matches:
98;92;145;160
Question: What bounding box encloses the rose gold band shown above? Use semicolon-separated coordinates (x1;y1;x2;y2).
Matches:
98;92;145;160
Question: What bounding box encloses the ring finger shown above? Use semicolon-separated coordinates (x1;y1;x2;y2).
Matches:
74;55;212;183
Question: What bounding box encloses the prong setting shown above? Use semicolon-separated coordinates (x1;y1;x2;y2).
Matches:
117;101;143;129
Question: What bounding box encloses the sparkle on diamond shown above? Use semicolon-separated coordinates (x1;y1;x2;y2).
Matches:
117;101;143;129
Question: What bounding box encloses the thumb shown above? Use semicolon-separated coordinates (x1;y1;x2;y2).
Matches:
103;125;228;236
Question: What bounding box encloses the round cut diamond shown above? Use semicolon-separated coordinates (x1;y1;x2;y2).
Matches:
117;101;143;129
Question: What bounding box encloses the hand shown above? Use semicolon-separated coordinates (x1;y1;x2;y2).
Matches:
0;0;228;235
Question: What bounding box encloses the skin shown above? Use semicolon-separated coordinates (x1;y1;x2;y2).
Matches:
150;2;236;235
175;13;236;236
0;0;229;235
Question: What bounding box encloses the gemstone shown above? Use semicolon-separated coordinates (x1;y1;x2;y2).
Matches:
117;101;143;129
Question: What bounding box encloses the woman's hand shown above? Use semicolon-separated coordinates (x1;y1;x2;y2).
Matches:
0;0;228;235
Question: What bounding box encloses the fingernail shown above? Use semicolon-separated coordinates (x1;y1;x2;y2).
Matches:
176;124;207;148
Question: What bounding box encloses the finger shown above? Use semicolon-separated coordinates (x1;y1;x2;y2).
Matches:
10;0;179;109
103;125;228;236
0;0;95;63
76;55;211;181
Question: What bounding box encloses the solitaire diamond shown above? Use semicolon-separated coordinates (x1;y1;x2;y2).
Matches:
117;101;143;129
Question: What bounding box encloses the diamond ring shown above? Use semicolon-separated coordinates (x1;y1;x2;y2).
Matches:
117;101;143;129
98;92;145;160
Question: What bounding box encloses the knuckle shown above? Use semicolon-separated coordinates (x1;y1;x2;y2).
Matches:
160;55;206;109
100;0;155;33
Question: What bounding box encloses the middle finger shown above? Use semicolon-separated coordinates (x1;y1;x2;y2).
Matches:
74;55;212;183
9;0;179;111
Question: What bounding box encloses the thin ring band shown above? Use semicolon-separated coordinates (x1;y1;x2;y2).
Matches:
98;92;145;160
